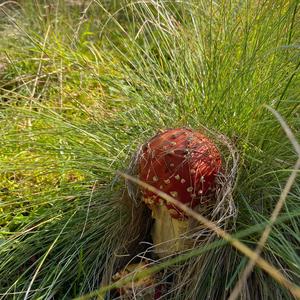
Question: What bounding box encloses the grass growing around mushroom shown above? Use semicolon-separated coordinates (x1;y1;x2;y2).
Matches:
0;1;300;299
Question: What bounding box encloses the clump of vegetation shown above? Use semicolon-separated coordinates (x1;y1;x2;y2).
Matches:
0;1;299;299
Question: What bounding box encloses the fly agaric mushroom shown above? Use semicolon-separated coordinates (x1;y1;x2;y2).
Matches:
139;128;222;257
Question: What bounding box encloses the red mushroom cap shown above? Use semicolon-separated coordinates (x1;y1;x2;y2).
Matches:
139;128;222;219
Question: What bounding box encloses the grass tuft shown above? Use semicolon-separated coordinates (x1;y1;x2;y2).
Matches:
0;0;299;299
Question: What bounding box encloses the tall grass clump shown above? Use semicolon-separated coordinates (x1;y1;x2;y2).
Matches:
0;0;299;299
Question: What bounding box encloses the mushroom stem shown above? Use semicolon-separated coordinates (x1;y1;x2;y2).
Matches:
151;205;190;258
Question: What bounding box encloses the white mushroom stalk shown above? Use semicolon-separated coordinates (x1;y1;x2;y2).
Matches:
150;204;193;257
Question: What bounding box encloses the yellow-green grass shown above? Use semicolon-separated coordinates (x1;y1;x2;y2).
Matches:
0;1;299;299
